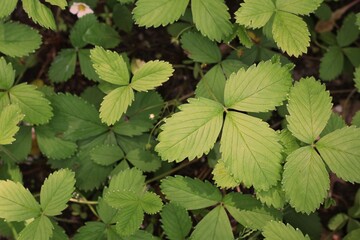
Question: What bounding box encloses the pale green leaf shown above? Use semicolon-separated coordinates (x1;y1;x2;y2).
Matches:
0;57;15;90
354;67;360;92
22;0;56;29
140;192;163;214
275;0;322;16
97;197;120;224
105;190;140;209
155;98;224;162
237;25;254;48
78;49;102;82
191;206;233;240
99;86;135;125
116;204;144;237
256;182;286;209
0;104;24;145
91;144;124;166
317;126;360;183
0;180;40;221
224;60;292;112
70;14;98;48
160;176;222;210
272;12;310;57
263;221;310;240
287;77;332;144
73;222;106;240
278;129;300;156
126;149;162;172
133;0;189;27
212;160;238;189
191;0;233;41
9;83;53;124
221;112;282;190
337;13;359;47
40;169;76;216
0;21;41;57
319;46;344;81
235;0;275;28
160;203;192;240
90;46;130;85
108;168;145;193
180;31;221;64
83;23;120;49
283;146;329;213
45;0;67;9
49;49;77;83
18;216;53;240
0;0;17;18
130;60;174;92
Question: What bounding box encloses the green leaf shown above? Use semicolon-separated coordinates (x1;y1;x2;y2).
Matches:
275;0;322;16
272;12;310;57
0;57;15;90
0;0;17;18
18;216;53;240
282;146;329;213
70;14;98;48
105;190;140;209
287;77;332;144
99;86;135;125
180;31;221;64
78;49;102;82
344;229;360;240
49;49;77;83
328;213;349;231
224;60;292;112
221;112;282;190
108;168;145;193
0;180;40;221
97;197;120;224
73;222;106;240
337;13;359;47
113;4;133;33
278;129;300;156
191;206;233;240
140;192;163;214
343;48;360;67
130;60;174;91
319;46;344;81
90;144;124;166
22;0;56;29
212;160;238;189
160;176;222;210
263;221;310;240
191;0;233;41
0;126;32;162
156;98;224;162
321;112;346;137
317;126;360;183
235;0;275;28
133;0;189;27
45;0;67;9
116;204;144;237
0;104;24;145
40;169;76;216
256;183;286;209
90;46;130;85
9;83;53;124
355;67;360;92
0;21;41;57
160;203;192;240
126;149;161;172
83;23;121;49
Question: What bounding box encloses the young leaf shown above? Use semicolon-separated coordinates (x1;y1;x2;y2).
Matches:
83;23;121;49
224;60;292;112
319;46;344;81
0;57;15;90
161;203;192;240
22;0;56;29
18;216;53;240
160;176;222;210
220;112;282;190
140;192;163;214
49;49;77;83
190;206;233;240
191;0;233;41
317;126;360;183
133;0;189;27
90;46;130;86
0;180;40;221
212;160;238;189
90;145;124;166
115;204;144;237
130;60;174;92
45;0;67;9
275;0;322;16
263;221;311;240
40;169;76;216
287;77;332;144
108;168;145;193
0;104;24;145
235;0;275;28
0;21;41;57
0;0;17;18
70;14;98;48
99;86;135;125
156;98;224;162
126;149;162;172
282;147;329;213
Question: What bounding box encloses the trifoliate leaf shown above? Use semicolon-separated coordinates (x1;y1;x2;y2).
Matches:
133;0;189;28
70;14;98;48
130;60;174;92
161;203;192;240
354;67;360;92
22;0;56;29
99;86;135;125
287;77;332;144
221;112;282;190
83;23;121;49
0;57;15;90
90;46;130;85
73;222;107;240
140;192;163;214
18;216;53;240
212;160;238;189
224;60;292;112
0;180;40;221
191;0;232;41
263;221;310;240
40;169;76;216
0;0;17;18
272;12;310;57
283;146;329;214
90;145;124;166
9;83;53;124
126;149;162;172
0;104;24;145
108;168;145;193
235;0;275;28
115;204;144;237
320;113;346;137
180;32;221;64
275;0;322;16
0;21;41;57
0;126;32;162
337;13;359;47
49;49;77;83
78;49;102;82
191;206;233;240
319;46;344;81
317;126;360;183
45;0;67;9
155;98;224;162
256;182;286;209
160;176;222;210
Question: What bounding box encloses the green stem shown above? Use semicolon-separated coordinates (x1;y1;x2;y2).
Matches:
69;198;98;205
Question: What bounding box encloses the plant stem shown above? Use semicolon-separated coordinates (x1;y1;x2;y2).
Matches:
69;198;98;205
